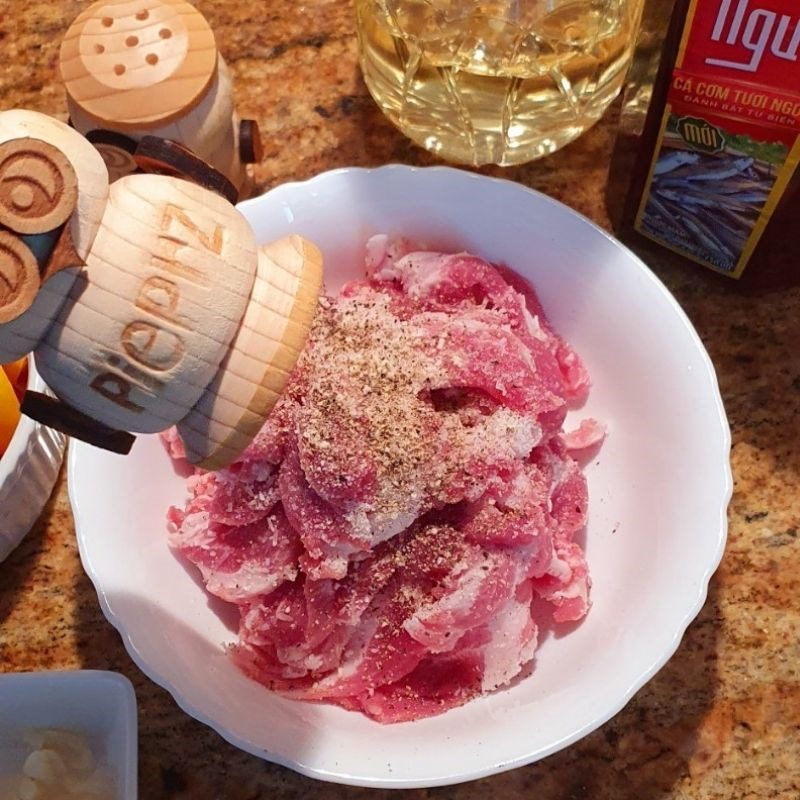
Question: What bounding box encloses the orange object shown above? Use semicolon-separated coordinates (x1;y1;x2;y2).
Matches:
3;357;28;400
0;367;21;455
3;357;27;385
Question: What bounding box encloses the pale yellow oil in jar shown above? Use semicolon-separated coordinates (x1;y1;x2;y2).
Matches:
356;0;645;165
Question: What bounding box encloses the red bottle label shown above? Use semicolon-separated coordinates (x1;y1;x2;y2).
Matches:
635;0;800;277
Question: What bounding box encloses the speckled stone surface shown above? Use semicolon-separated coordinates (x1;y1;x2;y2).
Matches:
1;1;799;798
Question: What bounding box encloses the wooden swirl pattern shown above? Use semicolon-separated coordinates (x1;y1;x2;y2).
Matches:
0;138;78;235
0;230;40;324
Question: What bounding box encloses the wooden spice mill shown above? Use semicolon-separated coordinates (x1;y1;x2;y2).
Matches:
0;0;323;470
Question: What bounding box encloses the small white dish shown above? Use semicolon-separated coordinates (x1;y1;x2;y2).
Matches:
0;360;66;563
69;165;732;788
0;670;137;798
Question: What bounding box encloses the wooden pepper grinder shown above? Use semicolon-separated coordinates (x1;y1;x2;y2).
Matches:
60;0;262;197
0;109;321;470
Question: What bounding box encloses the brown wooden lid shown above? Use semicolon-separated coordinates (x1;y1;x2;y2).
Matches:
133;135;238;204
60;0;218;131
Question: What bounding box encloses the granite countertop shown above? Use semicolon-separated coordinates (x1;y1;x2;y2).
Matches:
1;1;798;798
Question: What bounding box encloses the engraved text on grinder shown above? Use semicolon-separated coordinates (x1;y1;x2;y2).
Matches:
89;203;225;413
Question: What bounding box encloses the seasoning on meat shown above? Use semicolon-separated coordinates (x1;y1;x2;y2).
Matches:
165;237;604;723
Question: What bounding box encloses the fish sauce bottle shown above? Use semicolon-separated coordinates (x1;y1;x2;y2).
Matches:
607;0;800;290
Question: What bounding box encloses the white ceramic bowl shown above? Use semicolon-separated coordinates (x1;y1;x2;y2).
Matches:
68;166;732;788
0;361;66;563
0;670;137;798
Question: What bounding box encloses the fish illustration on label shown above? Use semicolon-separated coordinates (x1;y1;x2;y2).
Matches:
635;0;800;277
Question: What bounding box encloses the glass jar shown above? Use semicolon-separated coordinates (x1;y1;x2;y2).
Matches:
356;0;646;166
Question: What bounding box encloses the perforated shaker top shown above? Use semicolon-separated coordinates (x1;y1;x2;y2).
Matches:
60;0;218;130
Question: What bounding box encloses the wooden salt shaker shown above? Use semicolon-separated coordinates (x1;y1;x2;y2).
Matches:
60;0;262;197
0;109;321;470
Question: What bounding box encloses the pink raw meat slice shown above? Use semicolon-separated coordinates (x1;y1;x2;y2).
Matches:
279;450;370;580
364;234;417;276
293;525;469;700
235;532;408;683
237;581;355;682
421;316;564;418
161;428;187;461
241;524;526;705
460;465;555;575
209;461;280;527
552;465;589;542
353;644;486;723
532;540;590;622
493;263;591;401
559;418;607;452
419;312;569;442
169;500;302;603
236;399;295;466
480;580;538;689
237;584;310;678
531;438;589;542
378;250;590;401
462;495;548;548
237;589;428;701
295;375;379;507
340;281;422;321
352;582;537;723
376;251;520;317
555;341;590;401
166;238;600;723
402;546;517;653
297;599;428;701
377;250;542;382
302;534;402;639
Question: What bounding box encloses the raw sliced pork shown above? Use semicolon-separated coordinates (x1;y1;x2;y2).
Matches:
166;237;603;722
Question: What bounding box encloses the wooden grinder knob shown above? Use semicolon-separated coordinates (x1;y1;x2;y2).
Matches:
0;110;109;365
60;0;218;130
0;137;80;324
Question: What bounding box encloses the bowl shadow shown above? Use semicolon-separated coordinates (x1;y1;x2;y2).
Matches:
69;564;720;799
438;576;723;800
70;576;317;800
